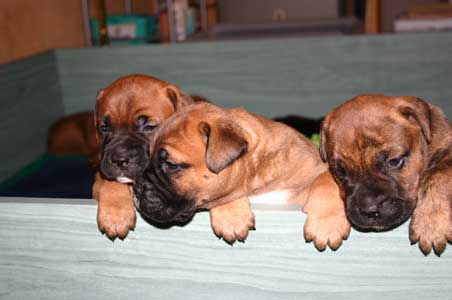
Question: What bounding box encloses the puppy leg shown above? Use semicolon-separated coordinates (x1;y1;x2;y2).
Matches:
409;167;452;256
303;171;351;251
93;172;136;240
210;197;255;245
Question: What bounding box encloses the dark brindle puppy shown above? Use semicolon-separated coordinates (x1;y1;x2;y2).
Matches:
93;74;195;240
320;94;452;255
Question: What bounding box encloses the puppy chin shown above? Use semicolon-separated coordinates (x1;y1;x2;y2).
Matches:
133;174;197;226
138;205;196;225
99;159;147;182
346;199;414;232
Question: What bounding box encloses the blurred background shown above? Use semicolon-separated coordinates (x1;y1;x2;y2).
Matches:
2;0;452;64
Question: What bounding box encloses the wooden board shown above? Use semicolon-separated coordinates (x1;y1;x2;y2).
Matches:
0;52;64;182
0;198;450;300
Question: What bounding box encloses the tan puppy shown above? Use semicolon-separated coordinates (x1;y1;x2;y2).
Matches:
320;94;452;255
47;111;98;166
92;74;195;240
133;102;350;249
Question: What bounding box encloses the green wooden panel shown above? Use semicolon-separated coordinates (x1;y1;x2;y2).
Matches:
0;52;64;182
56;32;452;118
0;198;450;300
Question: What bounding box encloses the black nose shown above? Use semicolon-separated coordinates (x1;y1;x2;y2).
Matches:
359;205;381;219
111;155;129;168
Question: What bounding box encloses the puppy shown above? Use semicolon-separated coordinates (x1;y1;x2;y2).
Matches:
93;74;195;240
133;102;350;249
47;111;98;167
320;94;452;255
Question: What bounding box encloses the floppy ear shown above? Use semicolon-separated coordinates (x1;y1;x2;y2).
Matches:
398;97;432;143
319;117;329;162
94;89;105;143
199;120;248;174
166;86;195;111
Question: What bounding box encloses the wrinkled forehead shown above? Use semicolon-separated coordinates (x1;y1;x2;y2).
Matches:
96;87;174;124
329;112;413;163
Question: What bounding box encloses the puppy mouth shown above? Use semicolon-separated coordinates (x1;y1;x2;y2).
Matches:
99;134;149;181
135;200;197;225
346;198;414;232
116;176;134;184
133;174;197;225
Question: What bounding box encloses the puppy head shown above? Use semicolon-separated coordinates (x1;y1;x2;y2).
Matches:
320;94;432;231
95;74;193;183
133;103;248;225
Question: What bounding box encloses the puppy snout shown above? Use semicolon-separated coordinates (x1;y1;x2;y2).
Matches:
110;145;141;168
111;155;129;169
359;204;380;219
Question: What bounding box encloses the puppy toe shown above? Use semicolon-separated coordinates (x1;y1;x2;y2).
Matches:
418;238;433;256
221;227;238;245
97;204;136;241
313;235;328;252
328;234;344;251
433;239;447;257
235;225;250;242
303;227;314;243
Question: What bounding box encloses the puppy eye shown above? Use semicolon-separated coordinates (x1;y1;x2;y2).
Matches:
158;149;189;173
143;124;157;132
387;156;405;170
165;161;182;171
164;160;189;173
98;124;112;133
334;164;347;178
136;115;157;133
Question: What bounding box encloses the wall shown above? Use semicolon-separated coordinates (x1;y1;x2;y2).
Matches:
0;0;157;64
0;0;86;64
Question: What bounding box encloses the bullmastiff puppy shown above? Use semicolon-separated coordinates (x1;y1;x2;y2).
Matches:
47;111;99;167
93;74;195;240
133;102;351;249
320;94;452;255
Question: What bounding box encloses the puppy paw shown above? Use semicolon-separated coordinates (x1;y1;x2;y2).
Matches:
409;202;452;256
98;201;136;241
303;171;351;251
210;199;255;245
304;208;351;251
94;174;136;241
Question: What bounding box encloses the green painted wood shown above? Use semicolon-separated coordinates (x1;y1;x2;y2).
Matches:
0;198;450;300
56;32;452;118
0;52;64;182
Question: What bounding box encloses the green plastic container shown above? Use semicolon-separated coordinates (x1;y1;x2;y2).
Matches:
90;15;158;45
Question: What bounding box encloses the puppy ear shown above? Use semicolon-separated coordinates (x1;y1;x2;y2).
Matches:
199;121;248;174
96;88;105;101
398;97;432;143
94;89;105;143
319;117;329;162
166;86;194;111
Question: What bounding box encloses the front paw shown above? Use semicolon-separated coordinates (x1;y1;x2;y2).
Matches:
97;202;136;241
304;208;351;251
303;171;351;251
409;203;452;256
210;201;255;245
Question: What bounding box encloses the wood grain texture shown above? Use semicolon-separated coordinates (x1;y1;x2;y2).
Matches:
0;198;450;300
0;0;86;64
55;32;452;118
0;52;64;182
